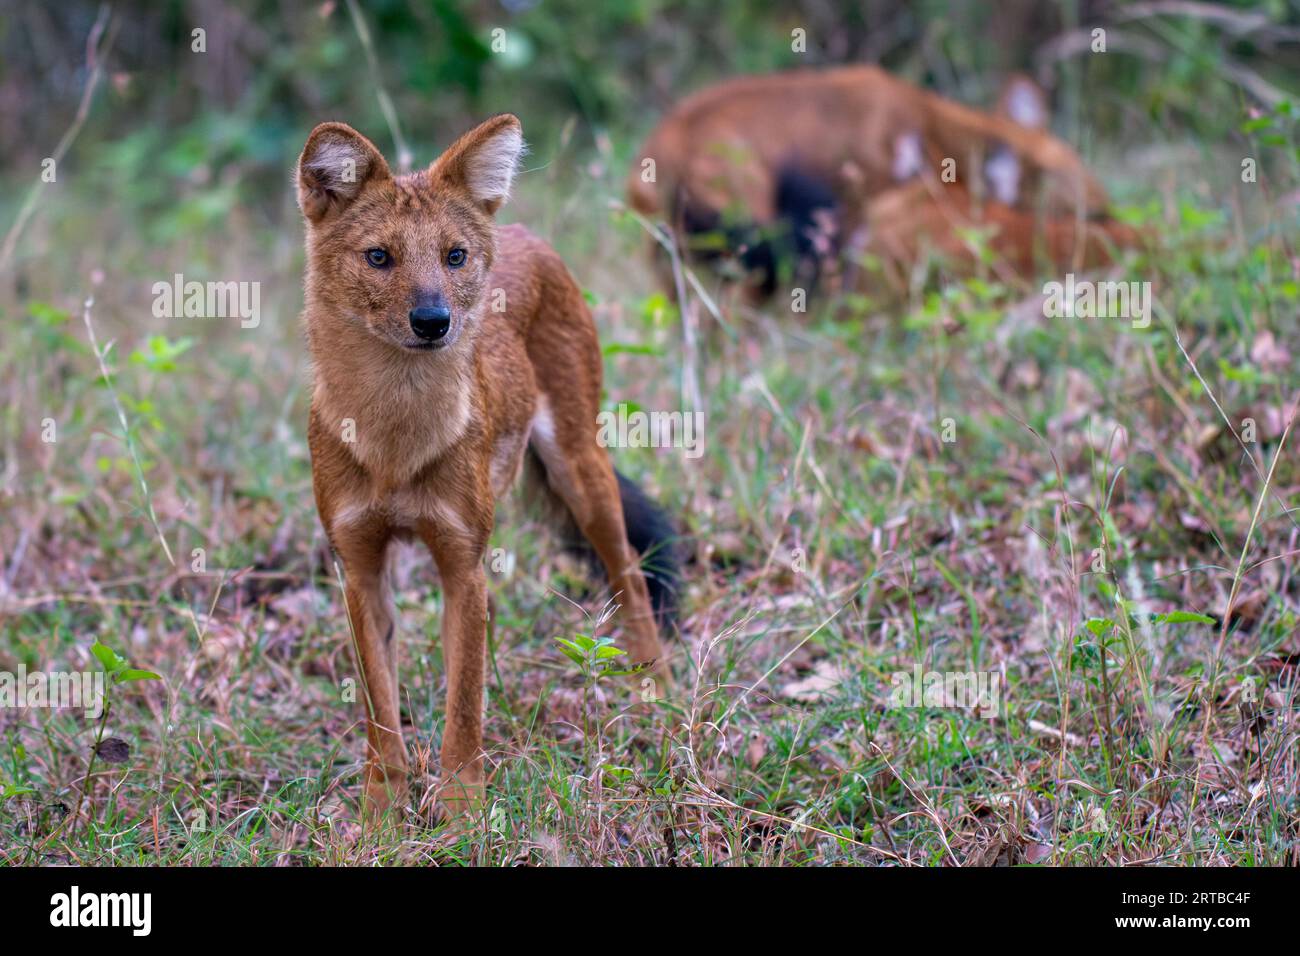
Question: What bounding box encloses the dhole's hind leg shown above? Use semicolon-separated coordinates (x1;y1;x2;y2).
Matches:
531;398;666;674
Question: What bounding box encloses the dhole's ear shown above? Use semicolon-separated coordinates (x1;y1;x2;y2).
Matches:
891;131;923;181
430;114;525;215
997;74;1048;130
297;122;391;223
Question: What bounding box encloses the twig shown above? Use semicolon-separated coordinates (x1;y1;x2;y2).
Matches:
1116;2;1298;41
344;0;412;172
0;4;116;274
616;200;736;339
82;296;175;566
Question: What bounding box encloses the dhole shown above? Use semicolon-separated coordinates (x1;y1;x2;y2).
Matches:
861;177;1142;291
297;115;675;817
858;74;1141;290
627;66;1136;295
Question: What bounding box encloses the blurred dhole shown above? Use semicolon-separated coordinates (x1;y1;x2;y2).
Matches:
627;67;1139;298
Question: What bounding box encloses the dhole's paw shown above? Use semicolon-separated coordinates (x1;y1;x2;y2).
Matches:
436;774;485;816
362;765;411;824
415;773;485;834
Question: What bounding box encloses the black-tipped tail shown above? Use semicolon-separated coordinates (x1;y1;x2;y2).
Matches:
523;452;680;631
614;469;680;627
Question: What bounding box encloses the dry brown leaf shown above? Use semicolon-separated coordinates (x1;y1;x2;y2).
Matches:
1024;843;1055;864
1028;719;1084;747
780;659;848;702
93;736;130;765
1250;330;1291;371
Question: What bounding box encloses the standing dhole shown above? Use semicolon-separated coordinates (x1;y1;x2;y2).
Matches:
297;115;675;818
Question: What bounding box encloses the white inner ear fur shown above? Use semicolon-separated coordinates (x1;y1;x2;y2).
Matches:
1004;82;1046;130
891;131;923;181
463;126;525;206
984;146;1021;205
303;138;372;199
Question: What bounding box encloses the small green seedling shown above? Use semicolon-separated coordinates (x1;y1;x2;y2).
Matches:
75;640;161;831
555;633;645;682
90;639;163;687
554;633;648;770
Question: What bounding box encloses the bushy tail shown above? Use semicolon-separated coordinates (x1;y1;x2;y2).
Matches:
613;469;680;625
523;452;680;628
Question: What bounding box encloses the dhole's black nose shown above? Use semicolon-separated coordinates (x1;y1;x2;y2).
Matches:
409;304;451;341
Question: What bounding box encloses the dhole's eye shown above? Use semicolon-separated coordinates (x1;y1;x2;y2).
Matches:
447;248;467;268
365;248;390;268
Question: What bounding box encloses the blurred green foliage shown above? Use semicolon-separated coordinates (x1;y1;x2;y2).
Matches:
1;0;1297;242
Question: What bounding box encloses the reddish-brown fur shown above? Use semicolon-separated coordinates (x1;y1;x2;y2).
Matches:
627;65;1110;231
863;178;1143;290
298;116;666;817
856;72;1142;289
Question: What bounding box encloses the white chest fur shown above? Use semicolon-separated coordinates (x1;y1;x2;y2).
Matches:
325;397;535;538
315;362;472;486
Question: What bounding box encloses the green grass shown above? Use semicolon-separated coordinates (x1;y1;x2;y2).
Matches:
2;73;1299;868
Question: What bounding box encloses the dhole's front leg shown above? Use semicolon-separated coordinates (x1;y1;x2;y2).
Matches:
420;511;492;816
331;522;409;818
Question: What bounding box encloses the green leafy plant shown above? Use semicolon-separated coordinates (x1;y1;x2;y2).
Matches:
1072;609;1215;776
90;640;164;686
71;641;161;838
0;777;36;804
554;633;647;770
128;334;194;373
555;633;644;682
